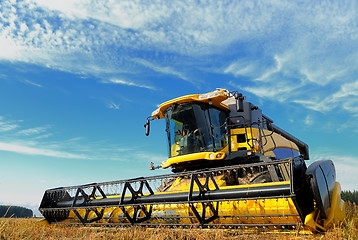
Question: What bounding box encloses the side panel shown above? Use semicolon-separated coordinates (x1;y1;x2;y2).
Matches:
229;128;300;160
306;160;336;219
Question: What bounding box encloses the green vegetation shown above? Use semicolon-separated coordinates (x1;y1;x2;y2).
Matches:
0;205;33;218
341;190;358;204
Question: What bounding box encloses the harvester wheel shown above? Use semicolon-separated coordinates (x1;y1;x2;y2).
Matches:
238;171;271;184
251;171;271;183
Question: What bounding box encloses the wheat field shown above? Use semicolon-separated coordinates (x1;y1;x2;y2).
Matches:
1;203;356;240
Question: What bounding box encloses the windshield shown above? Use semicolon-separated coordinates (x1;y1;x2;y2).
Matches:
166;102;228;157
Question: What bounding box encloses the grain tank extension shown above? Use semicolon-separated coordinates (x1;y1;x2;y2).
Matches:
39;89;345;232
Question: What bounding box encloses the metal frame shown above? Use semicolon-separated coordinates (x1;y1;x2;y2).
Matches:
71;186;107;225
188;172;219;225
40;158;303;229
119;180;154;224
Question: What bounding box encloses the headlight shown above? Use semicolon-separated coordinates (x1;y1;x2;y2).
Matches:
162;161;168;168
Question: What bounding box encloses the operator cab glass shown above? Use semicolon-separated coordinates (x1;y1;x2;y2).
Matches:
165;102;228;157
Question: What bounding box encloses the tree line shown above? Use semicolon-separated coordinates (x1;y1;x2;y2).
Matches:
341;190;358;204
0;205;33;218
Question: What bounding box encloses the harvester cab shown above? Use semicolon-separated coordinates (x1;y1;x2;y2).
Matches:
39;89;345;233
148;89;307;173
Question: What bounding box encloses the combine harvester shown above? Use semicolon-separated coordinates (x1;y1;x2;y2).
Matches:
39;89;345;232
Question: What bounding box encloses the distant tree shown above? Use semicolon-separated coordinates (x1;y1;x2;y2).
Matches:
0;205;33;218
341;190;358;204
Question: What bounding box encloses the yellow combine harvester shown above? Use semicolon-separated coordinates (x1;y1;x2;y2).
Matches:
39;89;345;232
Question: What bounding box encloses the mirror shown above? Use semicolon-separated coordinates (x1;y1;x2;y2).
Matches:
145;119;150;136
235;93;244;112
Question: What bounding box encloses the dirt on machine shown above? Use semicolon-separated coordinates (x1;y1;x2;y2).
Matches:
39;89;346;232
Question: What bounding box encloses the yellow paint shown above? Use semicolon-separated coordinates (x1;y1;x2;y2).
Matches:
163;124;301;169
323;182;346;229
228;128;299;155
151;89;229;119
56;197;303;229
304;209;326;232
304;182;346;232
36;219;50;225
161;152;226;169
50;180;307;231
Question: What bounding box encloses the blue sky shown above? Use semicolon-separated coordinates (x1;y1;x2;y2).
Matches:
1;1;358;215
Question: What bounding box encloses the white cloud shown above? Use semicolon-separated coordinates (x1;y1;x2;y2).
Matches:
1;0;358;118
0;116;152;162
0;1;309;70
215;2;358;120
291;80;358;114
255;56;284;82
103;78;156;90
133;58;188;82
22;79;43;88
227;44;358;116
18;126;49;136
0;117;87;159
294;100;331;112
31;0;169;30
224;55;284;82
228;80;301;103
303;115;314;126
0;124;18;132
0;142;86;159
333;80;358;99
31;0;276;50
0;120;19;132
2;1;357;58
224;60;266;78
0;35;23;61
108;102;120;110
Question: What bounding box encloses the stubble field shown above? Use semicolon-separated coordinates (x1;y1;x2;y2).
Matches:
1;203;356;240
